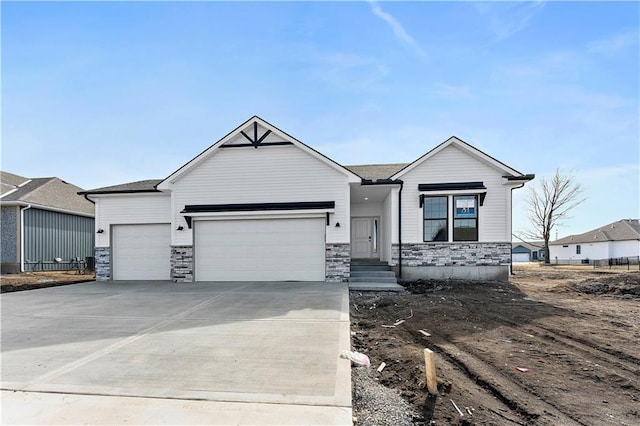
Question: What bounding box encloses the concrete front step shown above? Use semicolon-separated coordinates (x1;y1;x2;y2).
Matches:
350;270;397;278
351;264;392;271
349;282;405;292
349;276;398;283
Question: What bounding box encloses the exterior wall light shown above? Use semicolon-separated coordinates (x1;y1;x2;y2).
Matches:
176;225;184;231
97;228;104;234
335;222;341;227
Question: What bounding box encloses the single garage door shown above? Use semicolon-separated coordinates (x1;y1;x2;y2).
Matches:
112;224;171;280
195;218;325;281
512;253;530;263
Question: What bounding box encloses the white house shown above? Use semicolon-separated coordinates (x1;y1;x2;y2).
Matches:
549;219;640;263
81;116;533;282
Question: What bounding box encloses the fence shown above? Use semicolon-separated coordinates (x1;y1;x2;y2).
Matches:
23;257;95;273
551;256;640;271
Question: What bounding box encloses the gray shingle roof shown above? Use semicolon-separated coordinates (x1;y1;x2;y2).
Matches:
81;179;163;194
512;241;545;251
552;219;640;245
345;163;409;181
0;171;30;196
0;172;94;216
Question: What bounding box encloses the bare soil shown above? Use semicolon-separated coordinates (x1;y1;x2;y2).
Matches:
0;271;94;293
350;265;640;425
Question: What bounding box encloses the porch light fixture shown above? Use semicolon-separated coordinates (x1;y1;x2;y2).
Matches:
335;222;340;227
97;228;104;234
176;225;184;231
364;197;369;201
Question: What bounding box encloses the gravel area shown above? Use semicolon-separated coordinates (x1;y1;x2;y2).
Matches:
352;367;419;426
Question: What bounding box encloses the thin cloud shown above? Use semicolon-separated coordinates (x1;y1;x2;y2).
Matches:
588;28;639;55
368;1;426;58
474;1;546;41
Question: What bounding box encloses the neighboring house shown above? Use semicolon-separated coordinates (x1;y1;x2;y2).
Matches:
81;116;533;283
1;171;95;273
512;241;545;262
549;219;640;262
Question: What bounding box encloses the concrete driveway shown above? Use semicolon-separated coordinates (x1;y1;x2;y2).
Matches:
1;281;352;425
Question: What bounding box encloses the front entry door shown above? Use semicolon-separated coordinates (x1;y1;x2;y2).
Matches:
351;218;378;259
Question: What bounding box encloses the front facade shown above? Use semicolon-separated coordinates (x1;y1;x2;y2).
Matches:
0;172;95;273
84;116;532;282
549;219;640;263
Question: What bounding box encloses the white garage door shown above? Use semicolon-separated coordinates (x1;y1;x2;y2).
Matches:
195;218;326;281
112;224;171;280
512;253;530;263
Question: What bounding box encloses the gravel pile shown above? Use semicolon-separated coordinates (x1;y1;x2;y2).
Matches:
352;367;419;426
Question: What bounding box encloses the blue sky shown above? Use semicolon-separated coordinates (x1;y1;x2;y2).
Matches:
2;1;638;239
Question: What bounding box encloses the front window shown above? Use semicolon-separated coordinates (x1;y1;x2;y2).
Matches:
453;195;478;241
423;196;448;241
576;245;581;255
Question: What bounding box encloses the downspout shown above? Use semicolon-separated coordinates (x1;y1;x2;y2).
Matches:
20;204;32;272
510;183;525;275
398;180;404;279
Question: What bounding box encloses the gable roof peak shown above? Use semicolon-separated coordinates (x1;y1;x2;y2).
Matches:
391;135;525;179
156;116;361;189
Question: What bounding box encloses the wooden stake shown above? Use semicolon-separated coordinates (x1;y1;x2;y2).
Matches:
424;348;438;395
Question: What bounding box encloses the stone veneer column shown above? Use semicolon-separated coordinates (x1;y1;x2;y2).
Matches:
325;243;350;282
171;246;193;283
94;247;110;281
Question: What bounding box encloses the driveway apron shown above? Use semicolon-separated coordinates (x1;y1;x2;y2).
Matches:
1;281;352;425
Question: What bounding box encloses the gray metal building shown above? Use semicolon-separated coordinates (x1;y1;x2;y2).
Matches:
1;171;95;273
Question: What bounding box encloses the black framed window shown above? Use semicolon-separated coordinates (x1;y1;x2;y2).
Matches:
453;195;478;241
576;245;581;255
423;196;448;241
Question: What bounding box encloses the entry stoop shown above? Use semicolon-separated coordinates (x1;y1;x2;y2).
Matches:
349;261;405;292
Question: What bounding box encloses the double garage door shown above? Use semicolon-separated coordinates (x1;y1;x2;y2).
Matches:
111;219;325;281
195;218;326;281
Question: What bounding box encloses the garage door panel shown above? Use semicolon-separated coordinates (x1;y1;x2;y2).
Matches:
112;224;171;280
512;253;530;263
195;218;325;281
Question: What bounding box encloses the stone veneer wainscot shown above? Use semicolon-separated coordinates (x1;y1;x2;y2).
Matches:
392;242;512;266
171;246;193;283
95;247;110;281
325;243;350;282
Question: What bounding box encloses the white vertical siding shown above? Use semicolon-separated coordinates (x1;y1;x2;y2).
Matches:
399;144;512;243
610;240;640;258
550;242;610;261
93;194;171;247
169;145;350;245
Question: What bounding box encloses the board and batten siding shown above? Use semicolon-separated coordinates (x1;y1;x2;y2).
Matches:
94;193;171;247
23;208;94;270
169;145;350;246
400;144;511;243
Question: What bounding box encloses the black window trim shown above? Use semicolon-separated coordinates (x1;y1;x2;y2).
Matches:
452;194;479;242
423;195;449;242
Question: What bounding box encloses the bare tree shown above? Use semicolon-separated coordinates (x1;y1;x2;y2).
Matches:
519;169;585;264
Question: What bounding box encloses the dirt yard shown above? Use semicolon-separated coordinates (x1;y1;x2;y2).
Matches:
0;270;94;293
350;264;640;425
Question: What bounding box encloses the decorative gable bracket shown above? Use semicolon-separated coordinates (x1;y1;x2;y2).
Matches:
221;122;293;149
